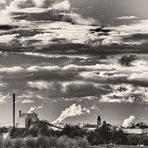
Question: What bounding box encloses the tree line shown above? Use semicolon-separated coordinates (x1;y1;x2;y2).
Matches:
1;121;148;146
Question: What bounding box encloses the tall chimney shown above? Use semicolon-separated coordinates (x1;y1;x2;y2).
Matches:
19;110;21;118
13;93;15;128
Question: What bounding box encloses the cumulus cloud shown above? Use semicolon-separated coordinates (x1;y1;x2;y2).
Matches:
52;0;70;11
52;103;90;124
0;0;148;53
122;115;136;128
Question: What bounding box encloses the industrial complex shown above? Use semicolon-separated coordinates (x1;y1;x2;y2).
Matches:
8;94;148;135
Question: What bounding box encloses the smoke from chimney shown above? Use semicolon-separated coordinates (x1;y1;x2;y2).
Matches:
122;115;136;128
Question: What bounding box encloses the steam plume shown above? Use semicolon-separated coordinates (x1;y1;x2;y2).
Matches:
52;103;90;124
122;115;135;128
28;104;43;113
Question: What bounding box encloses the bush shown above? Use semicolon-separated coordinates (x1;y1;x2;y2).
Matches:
0;134;90;148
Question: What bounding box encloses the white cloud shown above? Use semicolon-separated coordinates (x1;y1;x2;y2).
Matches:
122;115;136;128
7;0;70;12
18;91;48;101
8;0;70;10
0;93;8;104
0;66;24;73
99;19;148;47
0;82;7;87
52;103;90;124
22;52;89;59
26;65;60;72
0;0;6;4
52;0;70;11
27;81;51;90
129;72;148;82
100;84;148;104
0;33;19;43
114;16;137;20
21;99;34;104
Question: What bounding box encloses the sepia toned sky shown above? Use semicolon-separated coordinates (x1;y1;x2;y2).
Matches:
0;0;148;127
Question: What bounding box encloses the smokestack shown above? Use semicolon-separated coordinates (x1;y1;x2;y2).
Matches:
19;110;21;118
13;93;15;128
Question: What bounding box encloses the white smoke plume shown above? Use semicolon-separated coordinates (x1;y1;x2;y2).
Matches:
28;104;43;113
122;115;136;128
52;103;90;124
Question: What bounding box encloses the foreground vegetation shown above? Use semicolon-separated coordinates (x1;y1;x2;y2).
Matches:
1;121;148;147
0;135;89;148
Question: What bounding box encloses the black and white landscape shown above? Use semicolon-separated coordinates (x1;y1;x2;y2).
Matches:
0;0;148;147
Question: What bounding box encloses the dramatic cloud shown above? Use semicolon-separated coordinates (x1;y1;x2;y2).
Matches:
52;103;90;124
122;115;136;128
100;84;148;104
0;0;148;53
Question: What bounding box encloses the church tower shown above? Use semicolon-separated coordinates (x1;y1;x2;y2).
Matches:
97;115;101;129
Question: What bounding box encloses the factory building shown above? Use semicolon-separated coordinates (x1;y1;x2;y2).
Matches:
12;94;62;131
16;111;39;129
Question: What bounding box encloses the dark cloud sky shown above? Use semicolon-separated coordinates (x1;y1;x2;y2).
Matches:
0;0;148;126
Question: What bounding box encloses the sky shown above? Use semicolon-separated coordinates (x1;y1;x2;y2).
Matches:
0;0;148;127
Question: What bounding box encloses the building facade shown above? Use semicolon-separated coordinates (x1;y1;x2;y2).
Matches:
17;111;39;129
